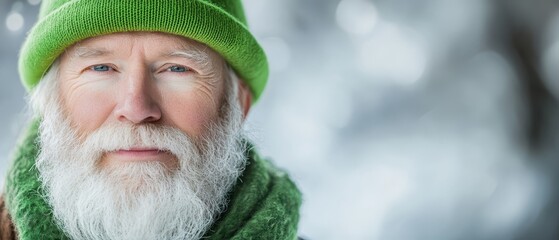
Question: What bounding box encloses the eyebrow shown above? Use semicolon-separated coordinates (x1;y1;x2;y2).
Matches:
71;47;112;58
166;48;211;66
68;46;215;69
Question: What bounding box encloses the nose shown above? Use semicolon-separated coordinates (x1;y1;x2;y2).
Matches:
114;68;162;124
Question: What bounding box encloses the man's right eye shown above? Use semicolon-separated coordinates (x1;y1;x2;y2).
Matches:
91;65;111;72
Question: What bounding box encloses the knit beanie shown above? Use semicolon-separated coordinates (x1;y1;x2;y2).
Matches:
18;0;268;102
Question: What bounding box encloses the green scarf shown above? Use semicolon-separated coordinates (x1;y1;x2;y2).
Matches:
5;122;302;239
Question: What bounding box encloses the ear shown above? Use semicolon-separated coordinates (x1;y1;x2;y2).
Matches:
237;79;252;120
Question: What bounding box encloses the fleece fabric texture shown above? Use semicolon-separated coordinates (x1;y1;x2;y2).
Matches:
4;121;302;240
19;0;268;102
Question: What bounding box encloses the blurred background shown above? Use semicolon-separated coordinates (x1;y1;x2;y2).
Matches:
2;0;559;239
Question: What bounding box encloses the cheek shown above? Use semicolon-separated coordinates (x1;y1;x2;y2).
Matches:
62;88;115;136
161;92;221;137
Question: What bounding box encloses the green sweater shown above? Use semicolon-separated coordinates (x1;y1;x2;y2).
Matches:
5;122;302;239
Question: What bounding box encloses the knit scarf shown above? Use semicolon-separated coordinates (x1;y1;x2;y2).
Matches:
4;122;302;240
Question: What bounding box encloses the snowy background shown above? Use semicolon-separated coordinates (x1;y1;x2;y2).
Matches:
3;0;559;239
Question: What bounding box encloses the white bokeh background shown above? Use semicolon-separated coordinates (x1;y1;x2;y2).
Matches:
3;0;559;239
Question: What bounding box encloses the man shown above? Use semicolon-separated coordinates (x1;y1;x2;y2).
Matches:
0;0;301;239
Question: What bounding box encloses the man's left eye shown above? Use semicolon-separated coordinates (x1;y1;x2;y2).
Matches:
168;65;189;73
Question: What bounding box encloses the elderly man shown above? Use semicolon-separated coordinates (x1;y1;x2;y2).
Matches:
0;0;301;239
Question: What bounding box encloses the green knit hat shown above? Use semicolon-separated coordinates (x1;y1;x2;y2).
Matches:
18;0;268;102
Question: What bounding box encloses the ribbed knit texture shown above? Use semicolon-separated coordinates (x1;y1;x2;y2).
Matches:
19;0;268;102
5;122;302;240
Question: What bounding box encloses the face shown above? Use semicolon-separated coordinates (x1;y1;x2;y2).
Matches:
34;32;253;239
58;32;250;170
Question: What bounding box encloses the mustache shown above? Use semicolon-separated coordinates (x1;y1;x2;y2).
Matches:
80;123;199;158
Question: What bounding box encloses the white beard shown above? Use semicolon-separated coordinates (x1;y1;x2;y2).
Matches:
34;80;246;240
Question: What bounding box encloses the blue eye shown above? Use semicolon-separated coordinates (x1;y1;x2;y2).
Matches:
92;65;111;72
168;65;189;72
